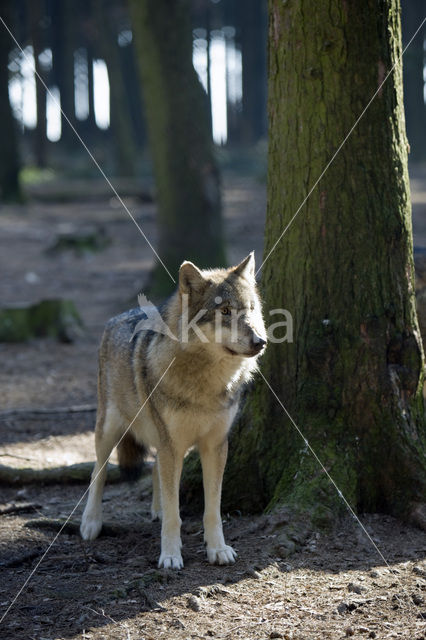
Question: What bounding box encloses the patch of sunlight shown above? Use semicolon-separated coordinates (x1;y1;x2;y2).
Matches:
0;431;117;470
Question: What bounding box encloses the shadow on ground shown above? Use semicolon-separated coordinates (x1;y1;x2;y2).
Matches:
0;476;425;640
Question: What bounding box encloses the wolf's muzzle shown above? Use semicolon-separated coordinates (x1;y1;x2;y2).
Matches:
251;335;267;353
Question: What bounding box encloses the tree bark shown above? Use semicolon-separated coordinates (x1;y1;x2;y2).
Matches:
223;0;426;529
129;0;226;296
0;0;21;202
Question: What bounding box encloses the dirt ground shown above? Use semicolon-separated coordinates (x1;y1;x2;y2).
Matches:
0;170;426;640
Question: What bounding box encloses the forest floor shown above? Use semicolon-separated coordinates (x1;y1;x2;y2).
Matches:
0;168;426;640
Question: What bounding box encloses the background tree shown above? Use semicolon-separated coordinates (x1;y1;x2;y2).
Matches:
217;0;426;530
401;0;426;162
129;0;226;296
94;0;137;176
0;0;21;202
50;0;77;149
28;0;47;168
237;0;267;144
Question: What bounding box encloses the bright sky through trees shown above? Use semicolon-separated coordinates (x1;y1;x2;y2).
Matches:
7;29;242;145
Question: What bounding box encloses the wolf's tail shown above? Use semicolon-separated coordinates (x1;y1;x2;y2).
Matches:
117;432;146;481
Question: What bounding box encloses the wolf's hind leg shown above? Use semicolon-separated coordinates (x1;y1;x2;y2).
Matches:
151;458;162;521
80;405;123;541
199;437;236;565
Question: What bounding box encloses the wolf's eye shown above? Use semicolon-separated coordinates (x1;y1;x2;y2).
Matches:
221;307;231;315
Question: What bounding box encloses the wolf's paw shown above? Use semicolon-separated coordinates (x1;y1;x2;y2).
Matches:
80;516;102;541
158;552;184;570
207;545;237;565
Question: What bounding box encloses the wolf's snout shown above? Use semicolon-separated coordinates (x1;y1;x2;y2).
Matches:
251;334;267;352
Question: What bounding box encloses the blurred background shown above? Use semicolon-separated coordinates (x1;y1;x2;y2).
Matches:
2;0;267;190
2;0;425;180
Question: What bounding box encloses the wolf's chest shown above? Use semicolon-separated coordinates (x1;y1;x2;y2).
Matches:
160;398;239;444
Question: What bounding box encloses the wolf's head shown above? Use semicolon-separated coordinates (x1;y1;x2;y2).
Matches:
177;252;267;358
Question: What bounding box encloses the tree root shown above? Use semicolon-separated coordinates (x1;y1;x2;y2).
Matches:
0;404;96;420
0;462;119;486
24;518;123;536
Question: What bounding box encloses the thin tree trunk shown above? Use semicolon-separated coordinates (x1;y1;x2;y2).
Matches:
401;0;426;161
222;0;426;529
0;0;21;202
239;0;267;144
87;44;96;132
119;38;146;149
51;0;77;148
29;0;47;168
93;0;137;177
129;0;226;296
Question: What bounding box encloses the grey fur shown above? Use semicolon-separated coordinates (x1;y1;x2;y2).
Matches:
80;253;266;569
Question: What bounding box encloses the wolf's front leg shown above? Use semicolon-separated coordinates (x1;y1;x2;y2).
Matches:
157;445;184;569
199;437;236;565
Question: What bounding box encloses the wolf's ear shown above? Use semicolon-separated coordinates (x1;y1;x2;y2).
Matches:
179;261;206;294
233;252;255;281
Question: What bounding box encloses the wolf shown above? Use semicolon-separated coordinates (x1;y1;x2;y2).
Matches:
80;252;266;569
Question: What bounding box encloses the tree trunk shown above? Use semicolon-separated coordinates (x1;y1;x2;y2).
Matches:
93;0;137;177
119;37;146;149
223;0;426;529
239;0;267;144
51;0;77;148
0;0;21;202
129;0;226;296
401;0;426;162
29;0;47;168
87;43;96;133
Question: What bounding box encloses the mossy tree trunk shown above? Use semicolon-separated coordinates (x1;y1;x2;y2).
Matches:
0;0;21;202
223;0;426;529
129;0;226;296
